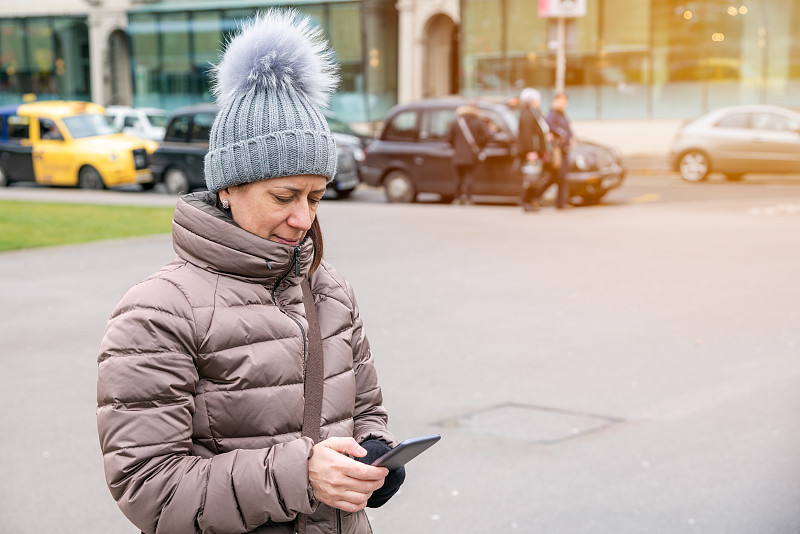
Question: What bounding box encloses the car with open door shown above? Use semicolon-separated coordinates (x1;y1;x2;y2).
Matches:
361;97;625;205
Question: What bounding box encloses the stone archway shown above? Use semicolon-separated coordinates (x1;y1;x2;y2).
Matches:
107;29;132;105
423;14;458;98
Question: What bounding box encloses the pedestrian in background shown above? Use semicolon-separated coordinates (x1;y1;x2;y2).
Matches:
546;92;575;210
447;103;489;205
96;10;405;534
516;88;552;212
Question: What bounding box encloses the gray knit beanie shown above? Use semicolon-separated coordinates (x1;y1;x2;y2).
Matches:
204;9;340;192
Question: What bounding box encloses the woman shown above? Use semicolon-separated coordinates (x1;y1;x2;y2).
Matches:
96;11;404;534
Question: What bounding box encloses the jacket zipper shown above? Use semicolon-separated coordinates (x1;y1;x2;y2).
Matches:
271;245;308;386
271;244;302;301
272;245;325;531
336;509;342;534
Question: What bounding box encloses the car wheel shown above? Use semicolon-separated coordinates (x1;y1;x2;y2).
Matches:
384;170;415;203
78;166;105;190
724;173;744;182
164;167;190;195
0;165;7;187
140;181;156;191
678;151;710;182
335;188;353;199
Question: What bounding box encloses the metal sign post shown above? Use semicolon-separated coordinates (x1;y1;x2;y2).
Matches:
555;17;566;93
539;0;586;93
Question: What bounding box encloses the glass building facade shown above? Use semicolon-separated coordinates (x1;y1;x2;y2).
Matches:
128;0;398;123
460;0;800;120
0;16;90;106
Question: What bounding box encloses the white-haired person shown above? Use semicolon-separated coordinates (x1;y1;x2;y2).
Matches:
96;10;405;534
517;87;553;212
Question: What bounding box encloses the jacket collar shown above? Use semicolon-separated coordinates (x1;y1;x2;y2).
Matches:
172;191;314;285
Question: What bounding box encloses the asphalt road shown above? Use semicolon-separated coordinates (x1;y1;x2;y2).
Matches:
1;175;799;533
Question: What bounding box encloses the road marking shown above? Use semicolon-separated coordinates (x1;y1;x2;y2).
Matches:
629;194;661;204
749;203;800;216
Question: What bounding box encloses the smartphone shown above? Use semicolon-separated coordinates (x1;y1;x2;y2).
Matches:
371;434;441;470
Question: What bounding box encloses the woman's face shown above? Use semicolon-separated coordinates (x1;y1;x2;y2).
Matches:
219;175;327;246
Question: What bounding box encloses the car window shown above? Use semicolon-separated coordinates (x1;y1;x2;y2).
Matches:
104;115;121;132
39;118;64;140
62;113;117;138
326;114;357;136
715;113;749;128
147;113;168;128
384;110;418;142
190;113;216;142
752;112;798;132
421;109;454;142
123;116;139;128
165;115;191;142
7;115;30;142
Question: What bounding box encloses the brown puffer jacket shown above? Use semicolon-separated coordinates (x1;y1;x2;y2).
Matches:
97;191;397;534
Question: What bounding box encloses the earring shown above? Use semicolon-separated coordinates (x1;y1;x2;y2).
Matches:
221;198;229;210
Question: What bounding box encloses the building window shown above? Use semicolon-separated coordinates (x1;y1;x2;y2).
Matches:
160;13;192;110
129;13;160;108
191;11;222;101
460;0;800;120
0;16;89;105
128;1;397;126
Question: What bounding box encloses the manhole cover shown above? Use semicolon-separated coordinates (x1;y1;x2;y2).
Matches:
438;403;621;444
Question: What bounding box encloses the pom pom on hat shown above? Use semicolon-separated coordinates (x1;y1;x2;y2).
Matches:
204;9;340;193
211;9;339;108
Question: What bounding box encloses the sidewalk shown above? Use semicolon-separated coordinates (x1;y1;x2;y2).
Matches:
0;184;179;206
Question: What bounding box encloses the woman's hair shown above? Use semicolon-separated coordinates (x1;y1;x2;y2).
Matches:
308;217;323;273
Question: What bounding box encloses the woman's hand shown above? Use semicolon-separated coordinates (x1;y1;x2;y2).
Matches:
308;437;389;513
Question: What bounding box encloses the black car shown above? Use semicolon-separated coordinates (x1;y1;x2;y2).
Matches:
150;104;362;196
360;98;626;205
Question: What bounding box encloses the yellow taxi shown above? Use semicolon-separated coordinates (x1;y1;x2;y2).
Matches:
0;101;158;189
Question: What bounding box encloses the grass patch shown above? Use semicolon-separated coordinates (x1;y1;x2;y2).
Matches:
0;200;175;251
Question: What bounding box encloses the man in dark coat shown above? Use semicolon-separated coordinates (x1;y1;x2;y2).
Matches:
517;88;552;212
447;104;489;205
545;92;574;210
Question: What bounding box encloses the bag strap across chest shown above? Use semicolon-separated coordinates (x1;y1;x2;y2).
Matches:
296;279;325;534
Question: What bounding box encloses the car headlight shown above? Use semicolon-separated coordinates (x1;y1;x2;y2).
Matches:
574;153;592;170
353;147;365;162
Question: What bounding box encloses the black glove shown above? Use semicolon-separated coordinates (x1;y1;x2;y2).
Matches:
356;439;406;508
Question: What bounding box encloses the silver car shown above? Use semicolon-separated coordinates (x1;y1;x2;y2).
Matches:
669;104;800;182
